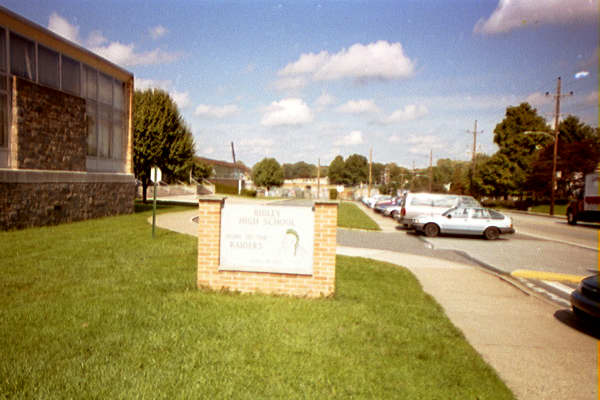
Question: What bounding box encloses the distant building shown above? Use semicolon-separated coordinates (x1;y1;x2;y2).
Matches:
196;156;251;189
0;6;135;230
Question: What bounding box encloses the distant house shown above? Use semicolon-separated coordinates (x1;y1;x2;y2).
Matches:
196;156;251;188
0;6;135;230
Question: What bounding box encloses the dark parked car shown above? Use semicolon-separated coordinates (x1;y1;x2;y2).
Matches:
570;274;600;319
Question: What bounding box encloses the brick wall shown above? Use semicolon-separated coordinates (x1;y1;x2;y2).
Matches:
10;76;87;171
0;171;135;230
197;198;337;298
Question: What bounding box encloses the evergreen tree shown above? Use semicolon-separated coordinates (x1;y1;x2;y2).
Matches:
133;89;195;202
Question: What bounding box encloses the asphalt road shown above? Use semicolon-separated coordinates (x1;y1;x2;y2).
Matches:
345;203;598;278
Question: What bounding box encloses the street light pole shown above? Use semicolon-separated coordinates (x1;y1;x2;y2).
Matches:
549;77;561;216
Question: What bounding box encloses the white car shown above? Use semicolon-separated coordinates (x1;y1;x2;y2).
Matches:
412;207;515;240
394;193;481;226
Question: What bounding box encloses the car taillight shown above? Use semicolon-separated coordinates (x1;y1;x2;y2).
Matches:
401;207;406;217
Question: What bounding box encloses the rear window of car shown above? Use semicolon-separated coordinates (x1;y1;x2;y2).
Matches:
489;210;505;220
432;197;457;207
410;197;432;206
459;196;480;207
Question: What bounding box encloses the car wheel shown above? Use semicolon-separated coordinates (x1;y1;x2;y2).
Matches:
424;223;440;237
572;306;589;320
567;210;577;225
391;210;398;219
484;227;500;240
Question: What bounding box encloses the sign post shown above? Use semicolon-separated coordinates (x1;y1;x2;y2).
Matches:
151;166;162;238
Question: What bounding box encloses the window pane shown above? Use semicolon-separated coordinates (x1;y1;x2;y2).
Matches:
86;100;97;156
0;93;6;147
0;27;6;73
38;45;59;89
112;111;123;159
98;73;112;105
113;80;124;110
83;65;97;100
10;33;36;81
98;104;111;157
62;56;80;95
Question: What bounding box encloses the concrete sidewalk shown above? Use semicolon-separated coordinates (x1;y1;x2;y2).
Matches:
154;207;598;400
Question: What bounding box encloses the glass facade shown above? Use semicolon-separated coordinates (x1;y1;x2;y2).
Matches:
0;23;130;169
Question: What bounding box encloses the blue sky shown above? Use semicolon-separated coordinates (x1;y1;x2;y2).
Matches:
2;0;597;168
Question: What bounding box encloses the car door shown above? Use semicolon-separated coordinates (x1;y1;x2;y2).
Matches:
467;208;491;235
440;208;470;234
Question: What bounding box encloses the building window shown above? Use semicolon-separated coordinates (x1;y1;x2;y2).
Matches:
83;66;126;161
10;32;36;81
61;55;80;95
0;27;6;149
38;45;59;89
86;100;97;156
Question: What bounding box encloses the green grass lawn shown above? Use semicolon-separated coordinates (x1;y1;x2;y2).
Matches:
529;204;567;216
0;206;513;399
337;201;381;231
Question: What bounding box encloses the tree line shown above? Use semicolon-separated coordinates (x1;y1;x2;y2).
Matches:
133;89;599;202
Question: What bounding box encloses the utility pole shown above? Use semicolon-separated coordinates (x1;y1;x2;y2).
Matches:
231;142;240;195
467;120;484;175
317;158;320;199
467;120;483;196
546;77;572;216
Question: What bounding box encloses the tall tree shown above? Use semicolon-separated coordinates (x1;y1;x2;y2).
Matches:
492;102;550;195
133;89;195;202
328;155;346;185
343;154;368;186
252;158;284;192
527;116;600;199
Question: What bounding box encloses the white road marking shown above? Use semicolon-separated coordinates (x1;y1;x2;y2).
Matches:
517;278;572;307
542;280;574;296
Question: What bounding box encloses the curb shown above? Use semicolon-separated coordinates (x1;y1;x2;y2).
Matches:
510;269;585;283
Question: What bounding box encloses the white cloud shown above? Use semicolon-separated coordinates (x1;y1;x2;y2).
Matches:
334;130;363;146
315;92;335;109
87;30;107;47
134;78;172;91
134;78;190;111
48;12;80;43
171;91;191;109
261;98;314;127
406;134;445;155
336;99;379;114
150;25;168;39
474;0;598;34
91;42;179;67
273;76;308;91
383;104;428;124
525;91;553;106
277;41;415;88
47;12;179;67
203;146;215;155
195;104;239;119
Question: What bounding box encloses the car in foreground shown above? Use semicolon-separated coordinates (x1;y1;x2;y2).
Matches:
412;207;514;240
570;274;600;320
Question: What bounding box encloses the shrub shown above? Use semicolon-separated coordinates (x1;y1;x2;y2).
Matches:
241;189;257;197
329;188;338;200
215;183;238;195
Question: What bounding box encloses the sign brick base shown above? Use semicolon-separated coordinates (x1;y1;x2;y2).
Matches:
197;197;337;297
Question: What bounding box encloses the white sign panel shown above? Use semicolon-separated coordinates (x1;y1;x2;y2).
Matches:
219;204;314;275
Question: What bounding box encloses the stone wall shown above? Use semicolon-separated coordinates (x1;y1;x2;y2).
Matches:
10;76;87;171
0;171;135;230
197;198;337;298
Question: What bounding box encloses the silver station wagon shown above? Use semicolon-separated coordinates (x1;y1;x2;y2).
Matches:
412;207;515;240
